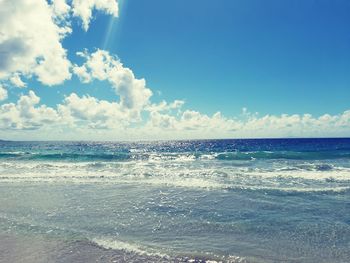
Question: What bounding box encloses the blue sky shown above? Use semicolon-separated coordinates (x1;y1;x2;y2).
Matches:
0;0;349;140
113;0;350;116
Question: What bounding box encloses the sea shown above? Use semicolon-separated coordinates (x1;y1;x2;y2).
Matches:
0;138;349;262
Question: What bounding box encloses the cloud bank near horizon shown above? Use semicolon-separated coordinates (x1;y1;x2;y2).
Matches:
0;0;349;140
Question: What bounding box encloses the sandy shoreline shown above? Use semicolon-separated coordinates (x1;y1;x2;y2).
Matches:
0;234;167;263
0;233;167;263
0;232;240;263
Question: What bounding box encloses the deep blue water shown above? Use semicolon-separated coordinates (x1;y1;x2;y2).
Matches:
0;139;349;262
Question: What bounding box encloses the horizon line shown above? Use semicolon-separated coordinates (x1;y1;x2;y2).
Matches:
1;137;350;143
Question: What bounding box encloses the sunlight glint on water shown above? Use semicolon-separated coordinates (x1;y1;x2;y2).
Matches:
0;139;349;262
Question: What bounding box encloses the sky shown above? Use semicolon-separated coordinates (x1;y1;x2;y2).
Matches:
0;0;349;140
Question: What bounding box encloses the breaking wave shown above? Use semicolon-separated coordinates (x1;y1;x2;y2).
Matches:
1;149;350;162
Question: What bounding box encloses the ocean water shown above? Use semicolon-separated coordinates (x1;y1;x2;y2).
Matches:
0;138;349;262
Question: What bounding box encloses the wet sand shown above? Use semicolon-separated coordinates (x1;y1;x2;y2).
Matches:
0;233;168;263
0;233;239;263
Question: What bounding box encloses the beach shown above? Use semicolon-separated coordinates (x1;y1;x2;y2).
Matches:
0;233;185;263
0;139;349;262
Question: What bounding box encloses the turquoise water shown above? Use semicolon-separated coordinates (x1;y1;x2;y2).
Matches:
0;139;349;262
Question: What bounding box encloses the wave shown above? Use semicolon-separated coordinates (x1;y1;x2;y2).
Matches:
278;163;335;172
92;238;169;259
0;169;349;194
2;158;347;175
1;153;349;193
0;152;28;158
215;151;350;161
1;158;350;179
1;149;350;162
92;237;245;262
225;185;350;193
0;152;132;161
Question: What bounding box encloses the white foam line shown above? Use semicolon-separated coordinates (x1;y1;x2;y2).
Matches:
244;170;350;181
92;238;169;258
0;174;348;193
92;238;247;263
227;185;350;193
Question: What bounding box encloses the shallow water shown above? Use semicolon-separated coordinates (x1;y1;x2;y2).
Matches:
0;139;349;262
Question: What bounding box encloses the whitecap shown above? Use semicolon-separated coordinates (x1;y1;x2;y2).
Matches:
92;237;169;258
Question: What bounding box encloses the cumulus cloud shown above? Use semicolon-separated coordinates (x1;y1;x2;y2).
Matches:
0;86;8;101
146;110;240;137
9;74;26;88
0;0;120;87
0;89;349;139
0;1;348;140
144;108;350;139
72;0;119;31
73;49;153;114
0;90;58;130
51;0;71;17
58;93;132;128
0;0;71;86
0;90;138;131
146;100;185;113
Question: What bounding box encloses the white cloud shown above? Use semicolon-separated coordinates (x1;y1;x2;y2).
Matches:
0;90;349;140
9;74;26;88
0;0;120;87
72;0;119;31
58;93;132;128
0;90;59;130
0;0;71;86
0;86;8;101
51;0;71;17
146;110;240;138
0;90;141;132
0;1;348;140
74;49;153;115
144;108;350;140
146;100;185;113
